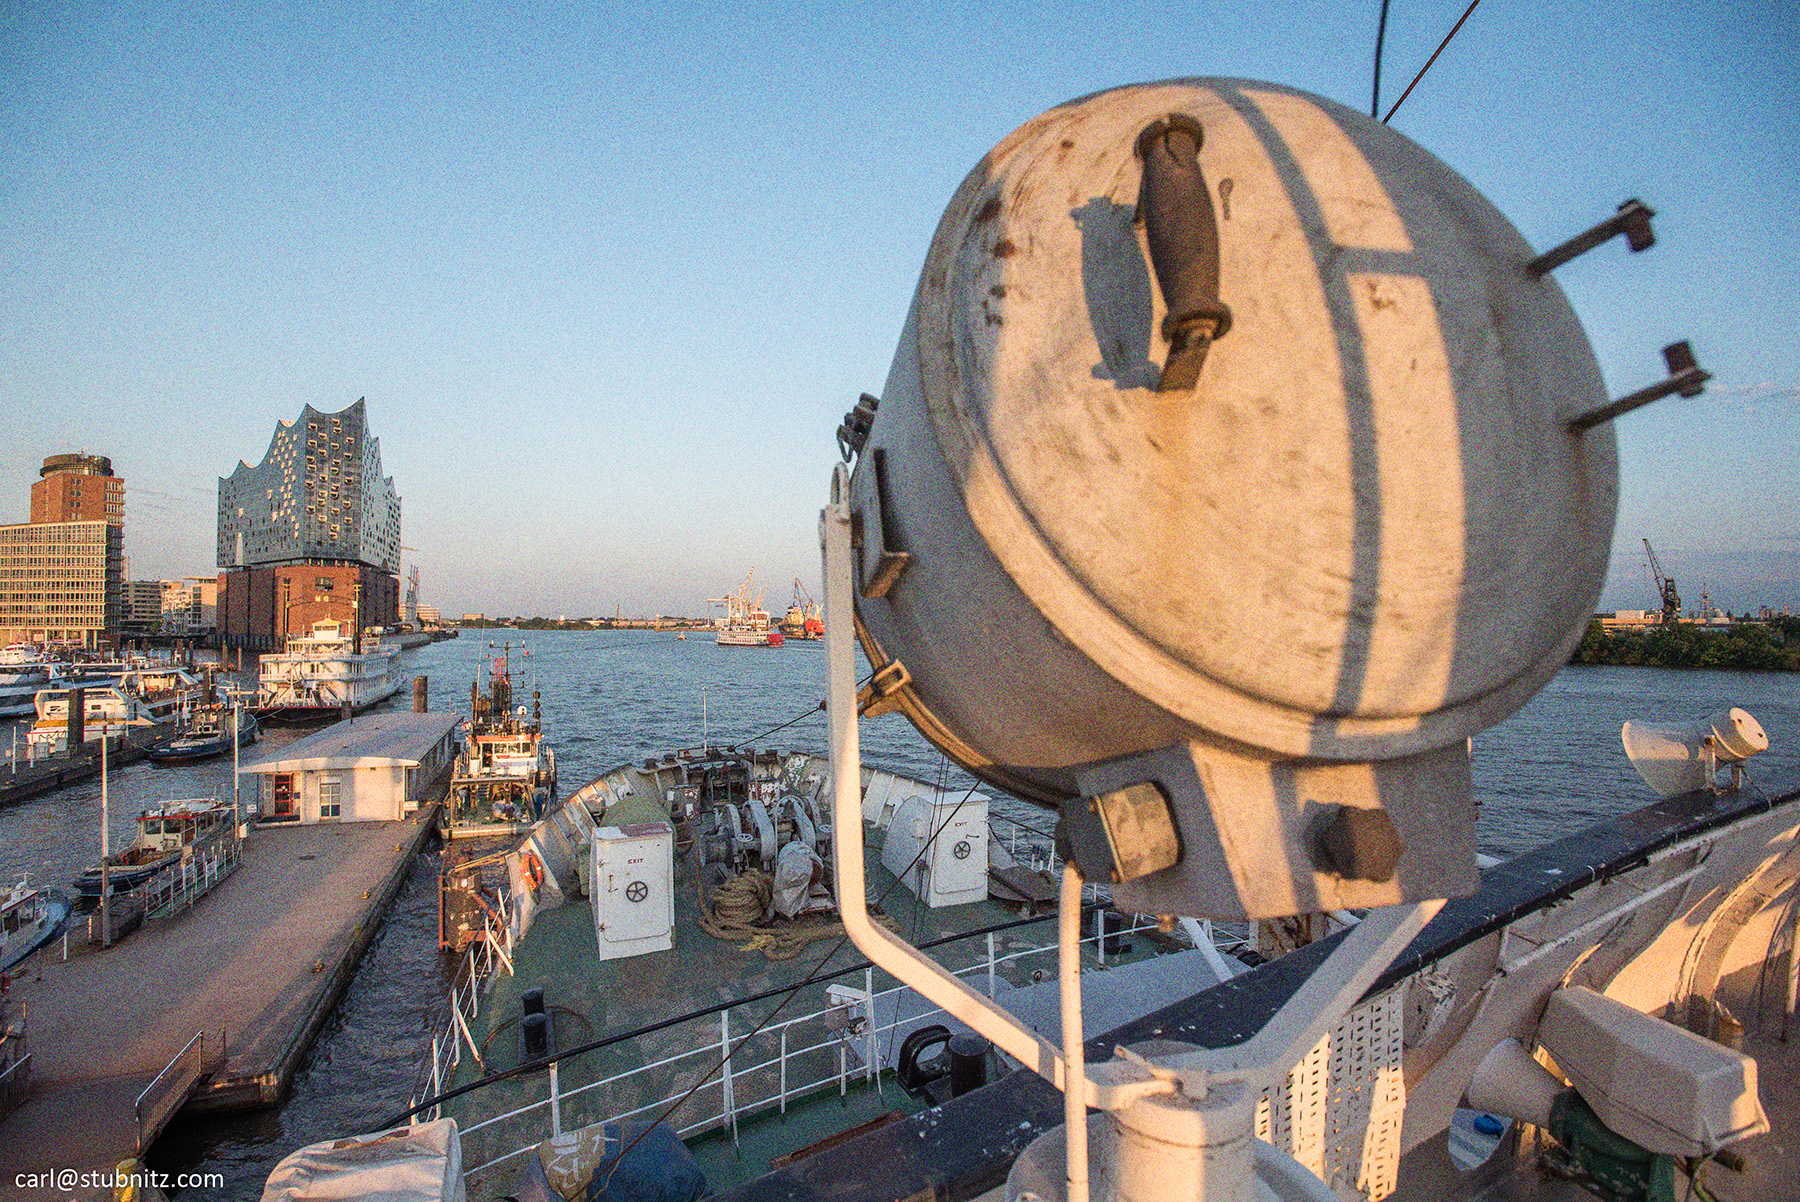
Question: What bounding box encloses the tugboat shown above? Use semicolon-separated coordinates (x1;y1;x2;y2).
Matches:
442;644;558;838
147;702;260;764
76;799;235;898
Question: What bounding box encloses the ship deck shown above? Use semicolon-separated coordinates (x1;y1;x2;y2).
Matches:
440;825;1198;1198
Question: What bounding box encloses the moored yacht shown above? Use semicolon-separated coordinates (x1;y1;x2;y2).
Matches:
255;618;403;723
0;644;65;720
25;665;215;754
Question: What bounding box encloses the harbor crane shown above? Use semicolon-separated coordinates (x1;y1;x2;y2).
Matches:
1643;538;1681;625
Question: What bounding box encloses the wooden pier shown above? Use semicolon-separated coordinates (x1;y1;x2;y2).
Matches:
0;804;440;1181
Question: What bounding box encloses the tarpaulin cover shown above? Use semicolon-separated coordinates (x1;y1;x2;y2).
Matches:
261;1119;466;1202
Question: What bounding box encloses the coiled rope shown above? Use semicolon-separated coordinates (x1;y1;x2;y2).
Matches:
698;868;897;961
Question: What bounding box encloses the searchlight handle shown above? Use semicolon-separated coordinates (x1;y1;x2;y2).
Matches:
1135;114;1232;392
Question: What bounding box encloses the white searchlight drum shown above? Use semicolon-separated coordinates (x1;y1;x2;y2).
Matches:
838;79;1618;921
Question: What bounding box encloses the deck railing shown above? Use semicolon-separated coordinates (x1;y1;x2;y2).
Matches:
142;830;242;921
0;1049;30;1119
135;1029;217;1152
412;884;516;1119
448;910;1202;1183
413;801;1253;1186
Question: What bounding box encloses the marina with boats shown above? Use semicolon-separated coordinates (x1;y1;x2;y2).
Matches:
0;627;1793;1201
25;663;216;755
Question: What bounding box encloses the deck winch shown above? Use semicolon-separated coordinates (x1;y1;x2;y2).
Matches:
676;751;836;921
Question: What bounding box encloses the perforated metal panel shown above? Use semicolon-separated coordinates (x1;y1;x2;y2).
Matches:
1256;985;1406;1200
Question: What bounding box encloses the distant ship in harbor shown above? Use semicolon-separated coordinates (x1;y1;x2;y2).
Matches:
710;571;784;647
778;579;824;641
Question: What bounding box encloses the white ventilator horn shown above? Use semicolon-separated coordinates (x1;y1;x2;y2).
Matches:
1621;707;1768;799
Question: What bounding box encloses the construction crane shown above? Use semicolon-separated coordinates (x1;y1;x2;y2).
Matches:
1643;538;1680;625
790;578;824;638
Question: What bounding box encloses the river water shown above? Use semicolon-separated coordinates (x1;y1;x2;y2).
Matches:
2;631;1795;1197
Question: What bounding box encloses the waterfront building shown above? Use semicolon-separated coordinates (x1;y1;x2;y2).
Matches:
217;398;402;651
240;711;462;823
120;579;164;636
1;453;128;648
160;577;218;638
31;454;125;528
0;520;122;649
416;603;441;626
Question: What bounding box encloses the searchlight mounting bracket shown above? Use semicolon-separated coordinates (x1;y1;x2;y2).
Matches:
821;463;1443;1202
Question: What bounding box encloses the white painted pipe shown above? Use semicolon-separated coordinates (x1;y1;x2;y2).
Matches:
821;465;1093;1103
1061;864;1089;1202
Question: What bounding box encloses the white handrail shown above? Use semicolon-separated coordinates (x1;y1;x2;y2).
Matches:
451;910;1173;1180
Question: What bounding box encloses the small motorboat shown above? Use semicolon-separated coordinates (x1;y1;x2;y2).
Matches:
76;799;235;898
0;878;70;972
147;704;260;764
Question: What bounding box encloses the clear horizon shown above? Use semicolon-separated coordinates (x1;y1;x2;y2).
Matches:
5;2;1795;619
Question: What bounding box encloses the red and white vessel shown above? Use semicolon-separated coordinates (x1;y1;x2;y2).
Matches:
710;571;785;647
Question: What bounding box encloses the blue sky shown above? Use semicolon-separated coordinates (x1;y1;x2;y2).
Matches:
3;1;1795;619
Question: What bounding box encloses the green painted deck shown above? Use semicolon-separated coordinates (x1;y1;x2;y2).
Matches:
442;827;1134;1198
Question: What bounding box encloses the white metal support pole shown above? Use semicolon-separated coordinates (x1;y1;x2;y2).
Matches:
821;466;1091;1102
549;1059;562;1137
232;695;242;830
100;733;111;948
865;966;878;1087
1060;865;1090;1202
720;1009;738;1145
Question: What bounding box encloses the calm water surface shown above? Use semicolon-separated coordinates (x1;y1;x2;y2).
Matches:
2;631;1794;1196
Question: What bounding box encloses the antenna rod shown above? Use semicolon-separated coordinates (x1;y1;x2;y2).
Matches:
1371;0;1392;118
1383;0;1483;123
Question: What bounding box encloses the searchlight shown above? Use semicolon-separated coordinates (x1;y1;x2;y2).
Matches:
820;77;1695;1202
1623;707;1768;800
